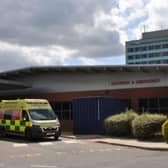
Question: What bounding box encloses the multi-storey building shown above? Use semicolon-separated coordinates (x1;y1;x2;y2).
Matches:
126;29;168;64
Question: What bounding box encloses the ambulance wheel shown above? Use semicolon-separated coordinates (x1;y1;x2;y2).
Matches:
25;128;33;140
0;127;6;137
54;135;59;141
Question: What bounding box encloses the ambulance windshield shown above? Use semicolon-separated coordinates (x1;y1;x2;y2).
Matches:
28;109;57;120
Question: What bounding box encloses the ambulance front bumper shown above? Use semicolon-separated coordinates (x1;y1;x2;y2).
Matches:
31;125;61;138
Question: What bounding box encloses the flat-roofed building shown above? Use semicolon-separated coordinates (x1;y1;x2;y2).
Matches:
0;65;168;133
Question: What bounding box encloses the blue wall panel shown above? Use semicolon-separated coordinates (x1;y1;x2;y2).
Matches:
73;97;131;134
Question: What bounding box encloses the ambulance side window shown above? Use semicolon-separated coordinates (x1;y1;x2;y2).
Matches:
22;110;29;121
4;111;12;120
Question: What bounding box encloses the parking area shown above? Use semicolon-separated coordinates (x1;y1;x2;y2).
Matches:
0;136;168;168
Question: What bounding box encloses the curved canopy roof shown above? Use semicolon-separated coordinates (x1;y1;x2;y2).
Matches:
0;64;168;78
0;64;168;91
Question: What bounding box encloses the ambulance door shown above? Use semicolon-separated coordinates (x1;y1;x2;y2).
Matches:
20;110;30;134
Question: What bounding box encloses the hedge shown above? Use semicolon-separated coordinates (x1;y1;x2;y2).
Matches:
132;113;167;140
104;109;138;137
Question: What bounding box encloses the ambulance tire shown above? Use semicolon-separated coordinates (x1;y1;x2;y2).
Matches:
54;135;59;141
0;126;6;137
25;128;33;141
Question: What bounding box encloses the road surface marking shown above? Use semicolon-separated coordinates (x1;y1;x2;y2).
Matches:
63;140;85;144
55;151;66;155
10;153;41;159
13;143;28;147
31;165;57;168
39;142;53;146
115;148;121;151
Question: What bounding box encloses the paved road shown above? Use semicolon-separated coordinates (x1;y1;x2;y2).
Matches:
0;136;168;168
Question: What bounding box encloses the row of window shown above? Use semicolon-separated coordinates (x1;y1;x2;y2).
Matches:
128;52;168;60
139;97;168;114
50;99;168;120
127;43;168;53
128;60;168;64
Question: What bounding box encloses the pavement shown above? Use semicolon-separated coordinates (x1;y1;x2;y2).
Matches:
61;133;168;151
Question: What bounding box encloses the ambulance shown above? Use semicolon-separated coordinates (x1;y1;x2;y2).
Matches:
0;99;61;140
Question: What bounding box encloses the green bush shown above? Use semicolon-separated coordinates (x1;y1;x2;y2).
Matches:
132;113;167;140
104;109;138;137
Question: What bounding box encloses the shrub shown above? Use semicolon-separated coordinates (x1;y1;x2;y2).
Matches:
132;113;167;140
104;109;138;137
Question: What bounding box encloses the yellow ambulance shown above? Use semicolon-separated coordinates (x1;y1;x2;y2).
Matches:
0;99;61;140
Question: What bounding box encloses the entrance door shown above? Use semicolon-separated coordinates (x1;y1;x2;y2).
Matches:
73;97;102;134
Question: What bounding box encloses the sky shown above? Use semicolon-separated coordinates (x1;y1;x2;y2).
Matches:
0;0;168;71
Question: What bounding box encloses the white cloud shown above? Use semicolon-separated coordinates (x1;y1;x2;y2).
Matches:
94;10;127;31
144;0;168;31
78;57;96;65
0;0;168;71
24;45;77;65
93;0;147;43
0;41;77;71
118;0;145;12
0;0;126;71
127;0;168;40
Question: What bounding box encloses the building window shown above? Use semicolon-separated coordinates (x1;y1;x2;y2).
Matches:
50;102;73;120
128;55;134;60
127;48;134;52
141;46;147;51
148;53;161;58
139;97;168;114
135;55;140;59
162;60;168;64
154;45;161;49
162;52;168;56
147;60;161;64
162;44;168;48
148;45;155;50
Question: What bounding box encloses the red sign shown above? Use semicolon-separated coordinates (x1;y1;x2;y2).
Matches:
0;111;4;119
111;78;160;86
135;78;160;84
111;81;130;85
12;111;20;120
